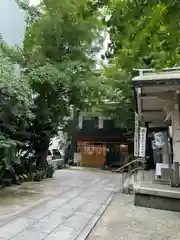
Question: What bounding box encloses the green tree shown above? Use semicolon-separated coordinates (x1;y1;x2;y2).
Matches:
21;0;105;167
0;42;33;143
105;0;180;69
0;41;34;180
97;0;180;131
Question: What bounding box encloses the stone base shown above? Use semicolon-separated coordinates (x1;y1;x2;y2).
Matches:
134;183;180;212
80;164;103;168
52;159;64;169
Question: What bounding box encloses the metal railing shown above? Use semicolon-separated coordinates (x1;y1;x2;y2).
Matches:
121;167;145;193
114;158;146;173
115;158;146;193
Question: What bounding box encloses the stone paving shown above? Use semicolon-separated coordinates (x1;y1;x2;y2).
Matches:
87;193;180;240
0;170;121;240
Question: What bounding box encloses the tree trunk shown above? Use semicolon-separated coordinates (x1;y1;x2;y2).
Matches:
35;135;50;170
36;149;48;170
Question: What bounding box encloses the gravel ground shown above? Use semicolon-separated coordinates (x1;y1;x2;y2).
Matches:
87;193;180;240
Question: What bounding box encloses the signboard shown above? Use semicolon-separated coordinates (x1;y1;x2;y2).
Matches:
134;113;139;157
139;127;147;158
77;142;106;157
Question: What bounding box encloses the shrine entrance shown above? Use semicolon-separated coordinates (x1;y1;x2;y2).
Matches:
106;143;128;167
76;141;130;168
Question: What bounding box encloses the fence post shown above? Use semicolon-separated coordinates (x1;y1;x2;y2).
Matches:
121;172;125;193
174;162;180;187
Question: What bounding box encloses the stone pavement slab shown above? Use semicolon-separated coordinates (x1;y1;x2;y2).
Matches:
0;170;120;240
0;217;36;239
11;230;47;240
87;193;180;240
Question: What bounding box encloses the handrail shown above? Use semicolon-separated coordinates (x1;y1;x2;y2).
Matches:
114;158;146;173
122;167;145;183
121;166;145;193
125;167;144;178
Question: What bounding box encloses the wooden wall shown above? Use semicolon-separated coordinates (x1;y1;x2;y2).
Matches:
77;141;106;167
80;154;105;167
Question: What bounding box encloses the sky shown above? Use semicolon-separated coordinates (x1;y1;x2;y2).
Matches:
29;0;40;5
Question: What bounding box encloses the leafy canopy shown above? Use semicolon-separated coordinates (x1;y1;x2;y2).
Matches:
106;0;180;69
24;0;105;110
95;0;180;130
0;42;33;136
17;0;109;159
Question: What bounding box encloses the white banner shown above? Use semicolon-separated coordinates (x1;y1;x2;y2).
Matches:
134;113;139;157
98;116;103;129
78;116;83;129
139;127;147;158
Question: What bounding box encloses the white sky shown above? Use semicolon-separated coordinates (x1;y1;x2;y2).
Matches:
29;0;40;5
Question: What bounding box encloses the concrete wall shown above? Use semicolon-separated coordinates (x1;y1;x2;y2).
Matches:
0;0;27;47
135;193;180;212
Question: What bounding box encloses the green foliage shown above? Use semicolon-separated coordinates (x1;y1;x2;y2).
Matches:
18;0;135;132
94;66;134;130
16;0;41;25
106;0;180;69
0;39;32;178
20;0;107;164
96;0;180;130
24;0;104;106
0;39;24;65
2;0;180;173
0;135;17;167
0;43;33;143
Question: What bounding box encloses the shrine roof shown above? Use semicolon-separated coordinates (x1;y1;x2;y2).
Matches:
132;70;180;87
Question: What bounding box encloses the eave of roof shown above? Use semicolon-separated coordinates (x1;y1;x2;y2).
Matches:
132;72;180;87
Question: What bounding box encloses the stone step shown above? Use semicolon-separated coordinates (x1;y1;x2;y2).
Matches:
152;179;170;185
134;182;180;212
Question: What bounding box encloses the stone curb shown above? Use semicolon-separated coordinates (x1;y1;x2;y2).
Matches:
76;182;122;240
75;194;114;240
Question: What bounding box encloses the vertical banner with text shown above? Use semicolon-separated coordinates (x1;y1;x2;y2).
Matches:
78;116;83;129
139;127;147;158
134;113;139;157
